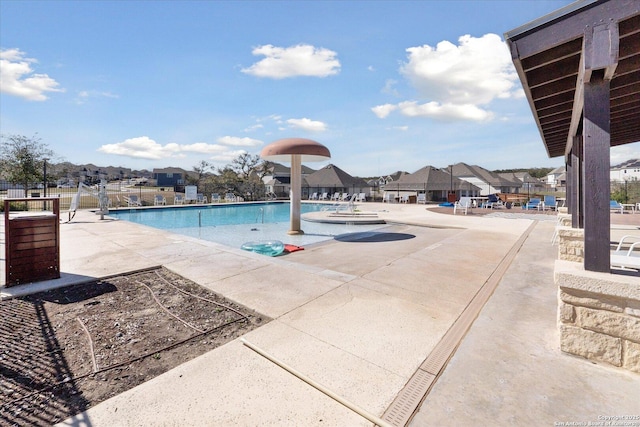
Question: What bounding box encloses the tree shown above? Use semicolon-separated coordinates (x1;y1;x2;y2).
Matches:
0;134;55;191
256;160;274;180
190;160;212;186
231;153;260;179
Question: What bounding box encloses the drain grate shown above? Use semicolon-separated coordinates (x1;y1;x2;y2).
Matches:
382;222;538;426
382;370;436;426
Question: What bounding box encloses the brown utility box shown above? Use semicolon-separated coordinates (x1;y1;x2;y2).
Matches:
4;198;60;286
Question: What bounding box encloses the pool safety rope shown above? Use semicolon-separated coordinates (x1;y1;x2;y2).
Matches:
241;338;394;427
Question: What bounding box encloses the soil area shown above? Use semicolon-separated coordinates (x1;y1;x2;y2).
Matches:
0;267;266;426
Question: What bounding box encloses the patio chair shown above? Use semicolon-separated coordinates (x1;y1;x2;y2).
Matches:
382;192;395;203
331;192;340;201
341;193;350;201
127;195;142;207
356;192;367;202
453;197;472;215
309;192;318;200
320;192;328;200
225;193;236;202
211;193;221;203
610;200;623;214
416;193;426;204
154;194;166;206
484;194;504;209
544;195;557;211
174;194;184;204
523;198;541;210
611;235;640;271
399;194;409;203
196;193;207;204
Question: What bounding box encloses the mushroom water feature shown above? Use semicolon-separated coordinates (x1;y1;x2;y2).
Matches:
260;138;331;235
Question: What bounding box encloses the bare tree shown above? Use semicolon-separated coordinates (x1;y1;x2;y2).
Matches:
231;153;260;179
190;160;211;186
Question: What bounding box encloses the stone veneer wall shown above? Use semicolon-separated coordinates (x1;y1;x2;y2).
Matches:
556;259;640;373
556;217;583;263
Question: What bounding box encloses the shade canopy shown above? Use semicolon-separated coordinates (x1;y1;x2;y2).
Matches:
504;0;640;158
260;138;331;163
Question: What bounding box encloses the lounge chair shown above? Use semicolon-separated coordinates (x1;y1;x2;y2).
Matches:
523;198;541;210
225;193;236;202
174;194;184;204
341;193;350;201
309;192;318;200
399;194;409;203
382;193;395;203
356;193;367;202
454;197;472;215
543;195;557;211
331;192;340;201
610;200;623;214
320;192;328;200
154;194;166;206
484;194;504;209
211;193;221;203
196;193;207;204
417;193;426;204
611;235;640;271
127;195;142;207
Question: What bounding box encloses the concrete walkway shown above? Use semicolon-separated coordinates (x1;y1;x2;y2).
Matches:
1;203;638;426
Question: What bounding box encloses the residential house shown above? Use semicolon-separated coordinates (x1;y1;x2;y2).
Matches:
610;159;640;182
304;164;371;199
451;163;522;195
262;162;316;198
390;165;482;202
546;166;566;190
152;168;189;188
498;171;541;194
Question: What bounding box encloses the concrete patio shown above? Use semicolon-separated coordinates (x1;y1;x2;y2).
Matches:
1;202;638;426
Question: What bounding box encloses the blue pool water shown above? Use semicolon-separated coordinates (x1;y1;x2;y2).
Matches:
109;202;385;249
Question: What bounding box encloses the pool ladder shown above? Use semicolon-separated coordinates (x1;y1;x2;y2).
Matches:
256;208;264;223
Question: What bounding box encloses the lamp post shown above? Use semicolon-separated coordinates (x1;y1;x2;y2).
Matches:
43;158;49;198
624;175;629;203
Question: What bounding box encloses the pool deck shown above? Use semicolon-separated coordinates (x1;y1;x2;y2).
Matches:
1;203;639;426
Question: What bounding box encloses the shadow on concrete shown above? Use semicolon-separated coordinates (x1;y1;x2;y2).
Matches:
334;231;416;243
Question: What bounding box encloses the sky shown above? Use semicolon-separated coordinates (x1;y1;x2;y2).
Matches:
2;0;639;178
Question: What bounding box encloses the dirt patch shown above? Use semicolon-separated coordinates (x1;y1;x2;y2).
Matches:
0;267;267;426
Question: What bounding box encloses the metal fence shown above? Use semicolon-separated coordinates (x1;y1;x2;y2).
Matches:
611;179;640;205
0;185;229;212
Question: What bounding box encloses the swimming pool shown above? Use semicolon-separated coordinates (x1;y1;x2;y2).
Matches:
109;202;385;249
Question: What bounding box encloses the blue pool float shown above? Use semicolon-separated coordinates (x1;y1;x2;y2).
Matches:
240;240;285;256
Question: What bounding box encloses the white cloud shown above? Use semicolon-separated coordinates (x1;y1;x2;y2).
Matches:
373;34;519;123
217;136;263;147
74;89;119;105
611;143;640;165
400;34;518;105
397;100;494;122
180;142;227;154
286;117;327;132
243;123;264;132
241;44;340;79
371;104;397;119
0;48;64;101
98;136;259;160
382;79;400;97
98;137;180;160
